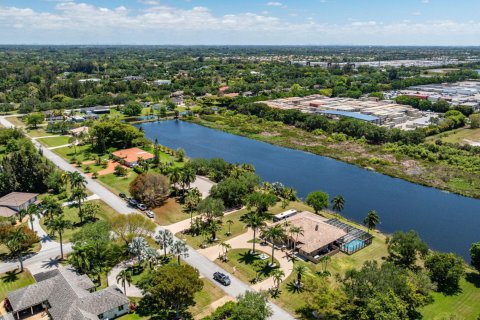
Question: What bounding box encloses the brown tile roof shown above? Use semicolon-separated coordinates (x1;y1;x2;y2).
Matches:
0;206;17;218
0;192;38;208
281;211;347;254
111;148;154;164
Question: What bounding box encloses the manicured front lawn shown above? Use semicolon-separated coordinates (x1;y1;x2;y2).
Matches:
39;200;121;243
215;248;280;284
37;135;70;148
0;269;35;300
420;271;480;319
52;144;95;163
189;278;226;317
26;128;52;138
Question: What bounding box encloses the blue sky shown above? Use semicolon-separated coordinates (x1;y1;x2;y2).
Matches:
0;0;479;45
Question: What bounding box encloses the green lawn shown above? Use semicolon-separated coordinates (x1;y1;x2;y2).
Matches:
0;269;35;300
427;127;480;145
420;272;480;319
39;200;121;243
98;172;138;196
37;135;70;148
154;198;190;226
52;144;96;163
5;116;25;128
189;278;226;317
26;128;52;138
215;248;280;284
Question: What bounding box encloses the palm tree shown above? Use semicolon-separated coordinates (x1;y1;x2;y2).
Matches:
220;242;232;261
180;168;196;193
47;215;73;259
68;136;79;155
68;171;87;190
19;204;40;231
171;240;189;265
6;228;29;272
169;167;182;188
363;210;380;234
262;224;287;267
70;187;88;223
241;212;267;255
128;237;149;263
41;196;63;220
293;264;309;287
331;195;345;217
289;225;304;253
68;246;92;274
116;269;133;295
155;230;174;256
208;219;222;241
226;219;234;236
271;269;285;294
184;189;201;225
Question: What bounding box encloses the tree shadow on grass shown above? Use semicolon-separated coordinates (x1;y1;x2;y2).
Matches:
286;281;304;294
1;270;20;283
238;251;259;265
466;272;480;288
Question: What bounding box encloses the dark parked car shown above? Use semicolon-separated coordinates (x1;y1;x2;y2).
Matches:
119;193;126;199
128;198;138;207
213;272;231;286
137;203;147;211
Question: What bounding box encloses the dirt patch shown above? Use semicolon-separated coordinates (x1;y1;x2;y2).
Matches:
260;131;281;137
402;160;423;176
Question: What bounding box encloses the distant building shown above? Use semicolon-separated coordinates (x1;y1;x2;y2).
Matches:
124;76;144;81
154;79;172;86
0;192;39;218
78;78;101;83
5;267;129;320
69;126;89;136
112;147;155;167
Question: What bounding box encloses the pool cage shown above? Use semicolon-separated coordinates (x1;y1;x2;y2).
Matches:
325;219;374;255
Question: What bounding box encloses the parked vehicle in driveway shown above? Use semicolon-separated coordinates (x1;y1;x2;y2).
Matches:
119;193;126;199
137;203;147;211
145;210;155;218
128;198;138;207
213;272;231;286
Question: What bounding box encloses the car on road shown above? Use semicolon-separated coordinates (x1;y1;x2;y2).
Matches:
145;210;155;218
137;203;147;211
128;198;138;207
213;272;231;286
119;193;126;199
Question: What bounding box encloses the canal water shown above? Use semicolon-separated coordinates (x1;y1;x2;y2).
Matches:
136;120;480;259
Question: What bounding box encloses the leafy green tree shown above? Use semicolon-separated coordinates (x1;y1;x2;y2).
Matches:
47;214;73;259
241;212;267;254
176;148;186;162
470;242;480;272
209;173;259;208
231;291;272;320
302;277;349;320
137;264;203;319
110;213;156;245
197;197;225;222
245;192;277;214
129;172;170;208
425;252;465;294
81;201;100;222
363;210;380;234
69;186;88;223
25;112;45;129
306;191;329;214
387;230;429;269
184;188;202;225
122;101;143;116
470;114;480;129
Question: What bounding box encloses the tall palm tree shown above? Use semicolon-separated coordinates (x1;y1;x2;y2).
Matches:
331;195;345;217
116;269;132;295
6;228;29;272
70;187;88;223
363;210;380;234
208;219;222;241
271;269;285;294
19;204;40;231
220;242;232;261
169;167;182;188
293;264;309;287
241;212;267;255
41;196;63;221
226;219;234;236
155;230;174;256
184;189;201;225
289;225;304;253
68;171;87;190
171;240;189;265
68;136;79;155
69;246;91;274
262;224;287;266
180;168;196;193
47;215;72;260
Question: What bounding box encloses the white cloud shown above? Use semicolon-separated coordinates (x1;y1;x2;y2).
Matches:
267;2;283;6
0;3;478;45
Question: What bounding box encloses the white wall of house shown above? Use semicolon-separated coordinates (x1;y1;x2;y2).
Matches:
99;304;129;319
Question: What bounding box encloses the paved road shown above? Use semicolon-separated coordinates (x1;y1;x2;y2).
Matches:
0;116;294;319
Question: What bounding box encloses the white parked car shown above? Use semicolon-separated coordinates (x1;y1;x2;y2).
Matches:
145;210;155;218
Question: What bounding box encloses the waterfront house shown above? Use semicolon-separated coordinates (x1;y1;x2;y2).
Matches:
111;147;155;167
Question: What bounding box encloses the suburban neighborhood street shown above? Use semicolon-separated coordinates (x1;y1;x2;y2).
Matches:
0;115;295;320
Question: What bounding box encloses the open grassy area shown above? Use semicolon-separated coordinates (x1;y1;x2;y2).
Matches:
52;144;95;163
0;269;35;300
427;127;480;145
26;128;52;138
39;199;121;243
37;135;70;148
215;248;280;284
154;198;189;226
98;172;138;196
5;116;25;128
420;271;480;320
189;278;226;317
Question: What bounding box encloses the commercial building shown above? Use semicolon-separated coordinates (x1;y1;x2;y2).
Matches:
5;267;129;320
263;95;438;130
0;192;39;218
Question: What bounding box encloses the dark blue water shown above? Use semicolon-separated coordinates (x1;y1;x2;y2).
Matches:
137;120;480;259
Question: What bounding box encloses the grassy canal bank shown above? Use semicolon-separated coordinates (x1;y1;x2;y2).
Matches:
190;114;480;199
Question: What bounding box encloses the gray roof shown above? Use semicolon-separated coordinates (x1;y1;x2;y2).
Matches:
7;267;128;320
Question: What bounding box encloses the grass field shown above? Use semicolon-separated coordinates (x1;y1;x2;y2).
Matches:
189;278;226;317
98;172;138;196
26;128;52;138
39;200;121;243
37;135;70;148
427;127;480;145
154;198;190;226
5;116;25;128
420;272;480;319
0;269;35;300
